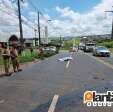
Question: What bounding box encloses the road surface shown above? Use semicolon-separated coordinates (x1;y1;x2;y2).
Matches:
0;51;113;112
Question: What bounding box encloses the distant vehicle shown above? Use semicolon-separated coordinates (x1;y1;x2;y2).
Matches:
79;43;85;50
49;46;56;52
93;46;111;57
84;43;96;52
69;47;77;52
42;46;56;54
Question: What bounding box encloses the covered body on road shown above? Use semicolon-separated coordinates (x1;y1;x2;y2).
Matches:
58;56;73;62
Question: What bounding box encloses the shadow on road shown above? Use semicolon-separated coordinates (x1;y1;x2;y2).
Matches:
31;100;51;112
0;72;13;78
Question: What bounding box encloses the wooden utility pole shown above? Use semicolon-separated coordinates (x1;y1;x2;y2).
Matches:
17;0;24;46
37;11;41;46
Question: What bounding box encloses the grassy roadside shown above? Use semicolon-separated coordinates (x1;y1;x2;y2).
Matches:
0;49;57;74
20;49;39;63
109;48;113;53
0;49;57;65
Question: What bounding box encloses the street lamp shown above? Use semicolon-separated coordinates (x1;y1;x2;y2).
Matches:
105;7;113;40
45;20;52;44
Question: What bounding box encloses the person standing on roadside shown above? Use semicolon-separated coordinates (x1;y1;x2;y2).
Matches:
30;47;33;55
39;47;44;60
2;45;10;75
10;46;21;72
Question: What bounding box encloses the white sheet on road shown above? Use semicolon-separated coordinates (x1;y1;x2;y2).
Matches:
58;56;73;62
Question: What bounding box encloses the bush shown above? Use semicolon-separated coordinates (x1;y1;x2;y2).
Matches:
20;49;56;62
98;41;113;48
20;49;39;63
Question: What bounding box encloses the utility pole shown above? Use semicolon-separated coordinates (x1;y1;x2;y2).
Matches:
105;10;113;40
60;35;62;46
37;11;41;46
34;29;37;47
17;0;24;46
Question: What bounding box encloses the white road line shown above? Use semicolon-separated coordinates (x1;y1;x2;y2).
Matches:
48;95;59;112
66;61;70;68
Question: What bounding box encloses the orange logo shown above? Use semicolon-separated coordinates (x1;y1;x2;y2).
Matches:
84;91;93;103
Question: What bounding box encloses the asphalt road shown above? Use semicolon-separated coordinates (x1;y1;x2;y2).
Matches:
0;51;113;112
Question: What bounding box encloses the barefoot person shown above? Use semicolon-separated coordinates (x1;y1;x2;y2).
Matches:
10;46;21;72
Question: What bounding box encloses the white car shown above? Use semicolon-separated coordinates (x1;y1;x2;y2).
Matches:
93;46;111;57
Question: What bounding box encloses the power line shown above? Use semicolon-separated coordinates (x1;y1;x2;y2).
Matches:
27;0;42;46
0;7;34;29
0;8;18;18
27;0;37;11
1;0;53;41
0;8;35;34
1;0;18;15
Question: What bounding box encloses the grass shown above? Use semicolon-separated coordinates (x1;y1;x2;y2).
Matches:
20;49;39;63
0;49;57;72
97;41;113;48
109;48;113;53
0;48;57;66
96;40;113;53
0;49;39;65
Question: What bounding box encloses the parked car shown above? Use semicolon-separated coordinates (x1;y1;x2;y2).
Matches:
49;46;56;52
42;46;56;54
93;46;111;57
83;43;96;52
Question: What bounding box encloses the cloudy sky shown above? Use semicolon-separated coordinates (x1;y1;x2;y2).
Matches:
0;0;113;41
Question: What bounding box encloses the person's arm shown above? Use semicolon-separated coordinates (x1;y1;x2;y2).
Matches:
7;49;10;56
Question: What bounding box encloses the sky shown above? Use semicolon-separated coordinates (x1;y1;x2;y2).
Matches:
0;0;113;41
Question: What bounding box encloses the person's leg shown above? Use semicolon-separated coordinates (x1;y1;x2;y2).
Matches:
4;59;9;75
4;59;7;74
12;59;17;72
16;58;21;71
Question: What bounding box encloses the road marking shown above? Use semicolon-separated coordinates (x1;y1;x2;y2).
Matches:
66;61;70;68
87;54;113;70
48;95;59;112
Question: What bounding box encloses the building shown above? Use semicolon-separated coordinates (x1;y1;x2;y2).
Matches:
24;38;38;47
